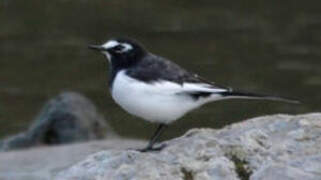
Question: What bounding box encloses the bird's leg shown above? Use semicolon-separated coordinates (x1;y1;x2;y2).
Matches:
138;124;168;152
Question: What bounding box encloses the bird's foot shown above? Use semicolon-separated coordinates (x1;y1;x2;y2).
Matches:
128;143;167;153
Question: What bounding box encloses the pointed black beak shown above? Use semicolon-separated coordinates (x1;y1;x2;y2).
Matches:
88;45;106;51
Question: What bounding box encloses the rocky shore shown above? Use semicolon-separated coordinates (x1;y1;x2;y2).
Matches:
1;113;320;180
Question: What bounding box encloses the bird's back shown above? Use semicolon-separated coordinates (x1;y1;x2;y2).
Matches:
126;53;223;86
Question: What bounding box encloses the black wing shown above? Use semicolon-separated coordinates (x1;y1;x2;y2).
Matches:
126;53;231;100
126;53;299;103
126;53;229;88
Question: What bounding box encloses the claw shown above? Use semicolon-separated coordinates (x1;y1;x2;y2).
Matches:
129;143;167;153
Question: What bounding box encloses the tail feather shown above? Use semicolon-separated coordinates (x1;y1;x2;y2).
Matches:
220;90;300;104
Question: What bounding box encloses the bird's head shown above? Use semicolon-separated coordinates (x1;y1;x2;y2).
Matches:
89;38;146;67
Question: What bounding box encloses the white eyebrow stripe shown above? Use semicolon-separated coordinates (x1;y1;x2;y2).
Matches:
102;40;119;49
101;40;133;52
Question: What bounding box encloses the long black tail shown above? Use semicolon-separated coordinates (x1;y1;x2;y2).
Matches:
220;90;300;104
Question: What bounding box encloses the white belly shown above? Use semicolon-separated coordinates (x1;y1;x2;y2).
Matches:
111;71;205;124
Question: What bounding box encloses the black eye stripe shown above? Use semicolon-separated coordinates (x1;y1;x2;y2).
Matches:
113;45;124;51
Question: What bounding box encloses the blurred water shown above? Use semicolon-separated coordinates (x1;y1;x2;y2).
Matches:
0;0;320;140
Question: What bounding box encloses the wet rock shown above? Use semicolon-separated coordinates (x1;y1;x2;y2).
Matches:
0;92;114;151
56;113;321;180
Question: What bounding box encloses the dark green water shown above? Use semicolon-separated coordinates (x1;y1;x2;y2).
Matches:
1;0;320;141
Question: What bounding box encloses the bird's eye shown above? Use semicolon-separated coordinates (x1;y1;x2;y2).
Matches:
112;45;124;52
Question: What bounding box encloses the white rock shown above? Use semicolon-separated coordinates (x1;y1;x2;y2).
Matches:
56;113;321;180
2;113;321;180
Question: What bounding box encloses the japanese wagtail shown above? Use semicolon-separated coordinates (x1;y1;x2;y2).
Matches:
89;37;299;152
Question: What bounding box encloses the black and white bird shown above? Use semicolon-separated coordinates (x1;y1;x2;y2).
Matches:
89;37;298;152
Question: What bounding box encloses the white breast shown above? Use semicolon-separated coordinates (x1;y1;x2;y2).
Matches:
111;71;222;124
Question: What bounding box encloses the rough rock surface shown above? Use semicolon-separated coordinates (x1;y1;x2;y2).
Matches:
0;92;114;151
56;113;321;180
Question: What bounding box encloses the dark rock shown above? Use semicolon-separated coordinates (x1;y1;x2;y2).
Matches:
0;92;114;151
